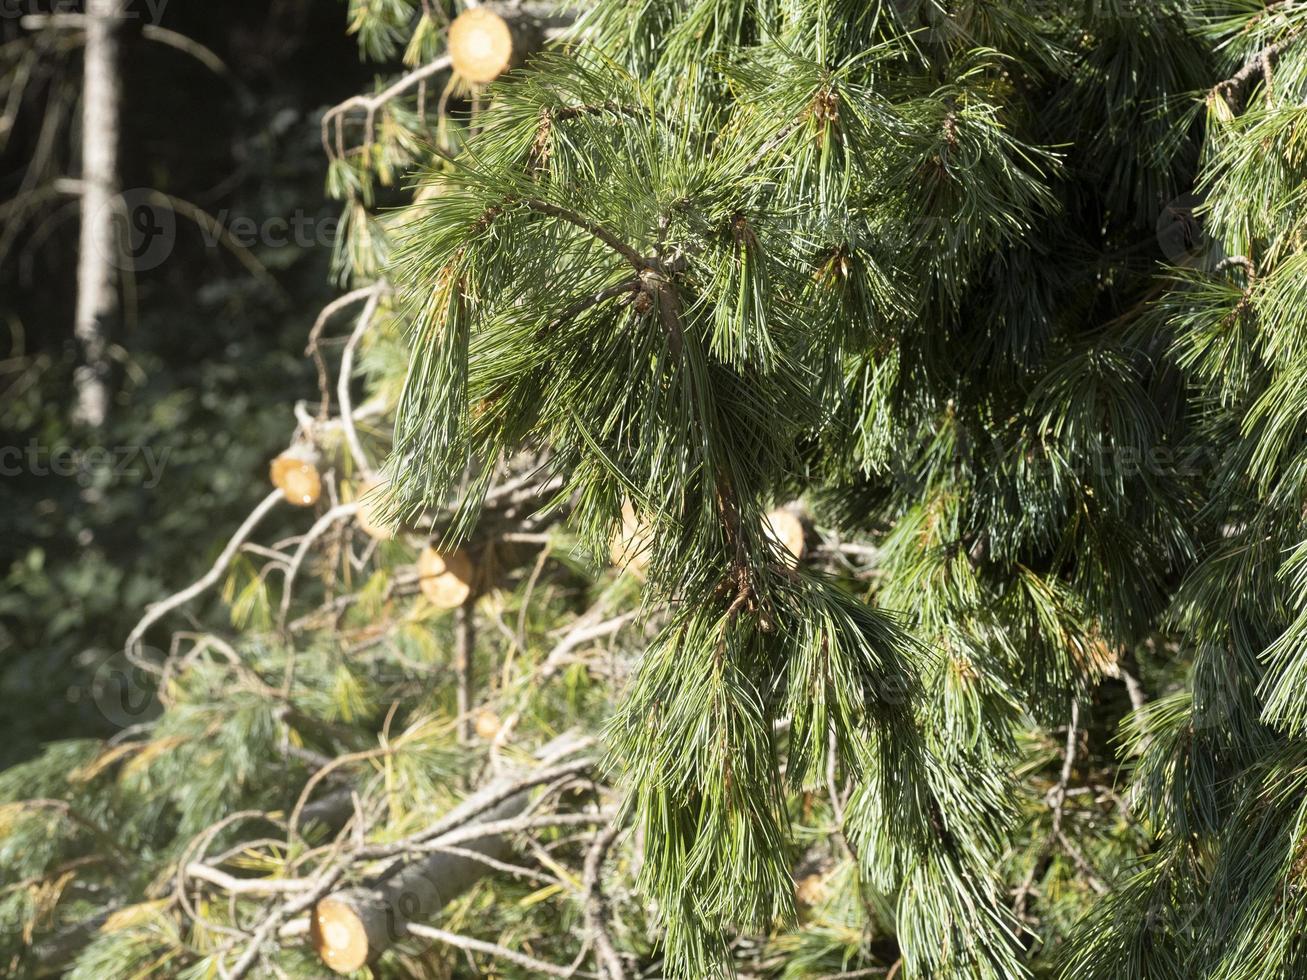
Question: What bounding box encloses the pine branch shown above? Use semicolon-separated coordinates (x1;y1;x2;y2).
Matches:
1211;25;1304;110
519;197;647;268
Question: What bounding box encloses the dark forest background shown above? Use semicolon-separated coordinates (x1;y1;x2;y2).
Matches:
0;0;376;766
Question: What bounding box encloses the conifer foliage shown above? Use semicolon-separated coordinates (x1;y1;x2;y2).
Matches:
6;1;1307;978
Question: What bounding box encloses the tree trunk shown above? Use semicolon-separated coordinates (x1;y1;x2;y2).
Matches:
73;0;124;428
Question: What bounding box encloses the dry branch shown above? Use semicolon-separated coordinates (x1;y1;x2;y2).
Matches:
311;791;528;972
310;735;594;972
125;489;284;666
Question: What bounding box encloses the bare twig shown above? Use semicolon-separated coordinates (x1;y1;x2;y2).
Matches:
24;13;242;89
494;611;635;751
404;922;587;978
358;758;595;859
224;860;353;980
322;56;453;161
288;744;392;845
125;489;284;670
582;821;626;980
520;199;646;269
305;284;382;420
422;844;561;886
1041;704;1110;897
337;288;383;474
1211;27;1304;110
1120;668;1147;714
1049;701;1079;836
56;181;285;296
184;863;312;896
418;811;613;852
278;502;361;634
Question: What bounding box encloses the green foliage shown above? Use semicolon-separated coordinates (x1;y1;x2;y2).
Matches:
12;0;1307;978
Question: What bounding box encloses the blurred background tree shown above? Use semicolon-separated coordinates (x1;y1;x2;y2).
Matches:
0;1;370;765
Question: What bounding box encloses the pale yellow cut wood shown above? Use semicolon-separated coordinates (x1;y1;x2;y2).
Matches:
311;896;372;974
310;774;539;971
354;476;397;541
449;8;516;83
609;499;651;575
764;507;806;563
270;453;321;507
417;545;475;608
474;708;502;741
795;873;827;907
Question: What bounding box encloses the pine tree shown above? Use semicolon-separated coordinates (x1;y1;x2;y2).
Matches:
6;1;1307;977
